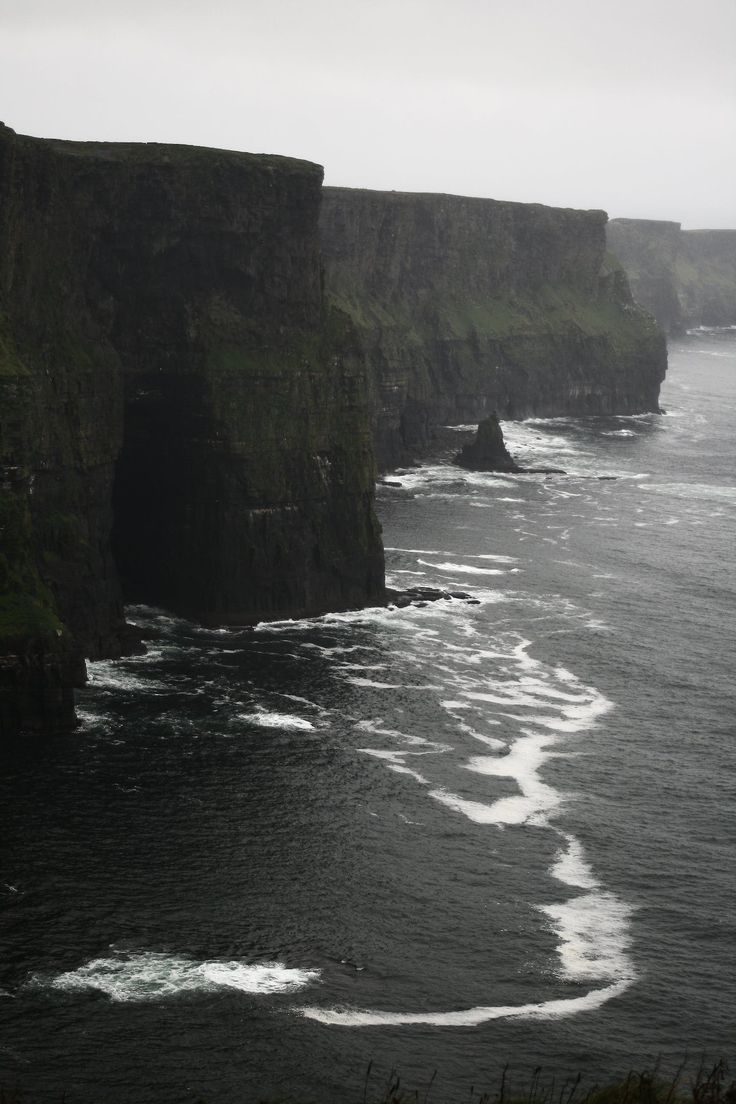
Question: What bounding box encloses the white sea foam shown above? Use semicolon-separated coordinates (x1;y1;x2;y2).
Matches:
539;891;634;983
385;548;517;564
44;952;320;1002
75;708;115;731
418;560;507;576
359;750;431;785
86;663;170;693
355;720;449;751
475;553;519;563
640;481;736;502
687;323;736;333
345;678;402;689
385;546;465;555
459;733;560;825
240;588;626;1030
238;712;316;731
301;979;631;1026
550;833;600;890
391;466;514;493
336;662;390;672
427;788;500;823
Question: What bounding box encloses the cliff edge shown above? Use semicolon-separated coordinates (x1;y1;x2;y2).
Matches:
0;125;384;739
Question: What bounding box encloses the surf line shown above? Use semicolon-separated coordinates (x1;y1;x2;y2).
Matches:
300;979;632;1027
300;638;635;1028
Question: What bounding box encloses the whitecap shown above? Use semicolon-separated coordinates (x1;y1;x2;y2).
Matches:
359;750;431;785
85;664;170;693
460;733;560;825
550;834;600;890
238;712;315;731
41;952;320;1002
539;891;634;984
427;788;501;824
355;721;449;751
418;561;507;576
301;979;631;1027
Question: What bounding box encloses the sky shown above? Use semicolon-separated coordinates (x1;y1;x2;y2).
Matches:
1;0;734;228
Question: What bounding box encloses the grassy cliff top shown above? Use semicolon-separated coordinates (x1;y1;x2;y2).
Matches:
324;184;607;222
0;123;323;179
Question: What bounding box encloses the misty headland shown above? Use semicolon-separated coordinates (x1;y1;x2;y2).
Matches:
1;1;735;1098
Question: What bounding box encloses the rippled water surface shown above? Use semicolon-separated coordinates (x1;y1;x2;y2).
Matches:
1;330;735;1101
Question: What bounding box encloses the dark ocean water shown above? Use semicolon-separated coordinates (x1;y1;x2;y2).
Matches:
1;329;735;1102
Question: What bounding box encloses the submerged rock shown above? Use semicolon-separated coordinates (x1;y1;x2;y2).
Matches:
384;586;481;608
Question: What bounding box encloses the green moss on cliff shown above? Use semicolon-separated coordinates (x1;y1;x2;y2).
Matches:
0;594;62;642
0;315;28;377
0;494;64;645
321;188;667;467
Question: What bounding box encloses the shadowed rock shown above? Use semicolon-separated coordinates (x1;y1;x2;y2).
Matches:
453;414;521;471
0;123;385;739
453;415;566;475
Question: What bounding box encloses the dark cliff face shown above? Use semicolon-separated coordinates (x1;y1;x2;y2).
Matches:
607;219;736;333
0;125;384;738
320;188;667;468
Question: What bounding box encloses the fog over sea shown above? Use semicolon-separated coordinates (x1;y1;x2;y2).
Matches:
1;329;734;1103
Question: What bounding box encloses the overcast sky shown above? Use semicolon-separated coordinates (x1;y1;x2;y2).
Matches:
1;0;734;227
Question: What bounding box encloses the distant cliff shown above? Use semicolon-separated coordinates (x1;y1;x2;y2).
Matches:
607;219;736;333
321;188;666;467
0;125;384;739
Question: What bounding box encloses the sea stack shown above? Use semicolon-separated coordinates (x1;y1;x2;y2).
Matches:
453;415;521;472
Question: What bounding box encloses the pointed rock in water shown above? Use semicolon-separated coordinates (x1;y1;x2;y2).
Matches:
453;415;522;472
453;415;567;474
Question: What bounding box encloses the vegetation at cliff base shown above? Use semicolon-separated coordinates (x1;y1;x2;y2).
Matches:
3;1059;732;1104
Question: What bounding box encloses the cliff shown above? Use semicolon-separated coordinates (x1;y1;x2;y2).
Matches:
678;230;736;328
604;219;685;334
320;188;666;467
0;125;384;739
607;219;736;333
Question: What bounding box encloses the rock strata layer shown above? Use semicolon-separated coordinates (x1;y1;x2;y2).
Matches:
607;218;736;333
320;187;667;468
0;125;384;739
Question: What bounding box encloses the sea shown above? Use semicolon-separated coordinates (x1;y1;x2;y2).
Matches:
1;328;735;1103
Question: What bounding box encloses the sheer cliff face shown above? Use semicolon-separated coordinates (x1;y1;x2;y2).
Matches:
607;219;736;333
321;188;667;467
679;230;736;328
0;126;384;737
605;219;685;334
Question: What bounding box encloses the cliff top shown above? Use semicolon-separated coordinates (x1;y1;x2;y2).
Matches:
323;184;607;223
0;123;323;180
608;217;683;234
